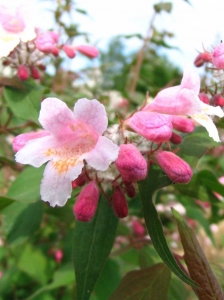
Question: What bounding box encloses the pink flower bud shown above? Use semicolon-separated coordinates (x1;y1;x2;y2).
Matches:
169;132;182;144
63;45;76;58
125;111;173;143
171;116;194;133
72;172;88;188
52;47;59;56
75;45;99;58
132;220;145;237
212;43;224;69
194;52;212;67
199;92;210;104
194;54;204;67
213;94;224;107
35;31;59;53
115;144;147;183
30;66;40;79
13;131;50;152
55;249;63;263
17;65;29;80
112;187;128;218
73;181;99;222
125;182;136;198
156;151;192;183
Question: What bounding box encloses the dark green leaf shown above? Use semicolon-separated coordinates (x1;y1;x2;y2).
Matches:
73;195;119;300
197;170;224;196
0;196;15;210
4;81;43;124
109;263;171;300
172;208;224;300
138;164;198;287
3;201;43;245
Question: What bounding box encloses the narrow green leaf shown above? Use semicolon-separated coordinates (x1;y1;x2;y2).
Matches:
197;170;224;196
73;195;119;300
4;81;43;124
138;164;198;287
172;208;224;300
109;263;171;300
6;166;44;202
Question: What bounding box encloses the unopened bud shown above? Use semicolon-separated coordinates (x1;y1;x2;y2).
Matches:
17;65;29;81
213;94;224;107
125;182;136;198
112;187;128;218
115;144;147;182
169;132;182;144
55;249;63;263
156;151;192;183
72;172;88;188
199;92;210;104
73;181;99;222
212;43;224;69
171;116;194;133
37;64;46;71
52;47;59;56
63;45;76;58
30;66;40;79
75;45;99;58
132;220;145;237
194;53;204;67
125;111;173;143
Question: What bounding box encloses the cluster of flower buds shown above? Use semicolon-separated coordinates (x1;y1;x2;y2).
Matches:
0;5;99;81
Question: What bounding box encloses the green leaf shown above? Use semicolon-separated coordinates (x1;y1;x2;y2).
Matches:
0;196;15;210
4;81;43;124
7;166;44;202
73;195;119;300
197;170;224;196
172;208;224;300
3;201;43;245
109;263;171;300
154;2;172;13
138;164;198;287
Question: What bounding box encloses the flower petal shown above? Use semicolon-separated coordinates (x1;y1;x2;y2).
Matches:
41;160;84;207
73;98;108;134
191;113;221;142
200;101;224;118
15;136;56;167
13;131;50;152
83;136;119;171
39;97;75;135
180;67;200;95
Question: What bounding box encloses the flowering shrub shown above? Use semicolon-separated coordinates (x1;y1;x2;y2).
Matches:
1;2;224;300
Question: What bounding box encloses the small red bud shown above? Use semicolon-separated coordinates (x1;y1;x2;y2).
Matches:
72;172;88;188
213;94;224;107
125;182;136;198
17;65;29;81
199;92;210;104
63;45;76;58
52;47;59;56
171;116;194;133
169;132;182;144
112;187;128;218
30;66;40;79
37;64;46;71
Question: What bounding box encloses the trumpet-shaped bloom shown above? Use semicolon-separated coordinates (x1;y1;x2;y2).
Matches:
15;97;119;207
144;68;224;142
0;5;36;57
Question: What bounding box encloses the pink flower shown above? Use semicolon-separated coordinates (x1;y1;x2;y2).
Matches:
144;68;224;142
34;31;59;54
73;181;99;222
15;97;119;207
156;151;192;183
0;5;36;57
75;45;99;58
125;111;173;143
212;43;224;69
115;144;147;183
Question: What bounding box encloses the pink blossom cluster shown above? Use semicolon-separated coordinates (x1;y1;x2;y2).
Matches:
0;5;99;81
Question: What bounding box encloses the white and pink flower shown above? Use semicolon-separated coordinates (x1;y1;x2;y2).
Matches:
0;5;36;57
14;97;119;207
144;68;224;142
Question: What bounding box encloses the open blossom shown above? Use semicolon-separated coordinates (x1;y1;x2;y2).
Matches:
14;97;119;207
0;5;36;57
144;68;224;142
34;31;59;54
212;43;224;69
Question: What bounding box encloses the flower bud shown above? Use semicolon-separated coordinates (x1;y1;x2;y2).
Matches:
125;182;136;198
194;53;204;67
35;31;59;53
75;45;99;58
125;111;173;143
213;94;224;107
72;172;88;188
156;151;192;183
171;116;194;133
115;144;147;182
73;181;99;222
112;187;128;218
212;43;224;69
132;220;145;237
30;66;40;79
17;65;29;81
169;132;182;144
194;52;212;67
63;45;76;58
55;249;63;263
52;47;59;56
199;92;210;104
